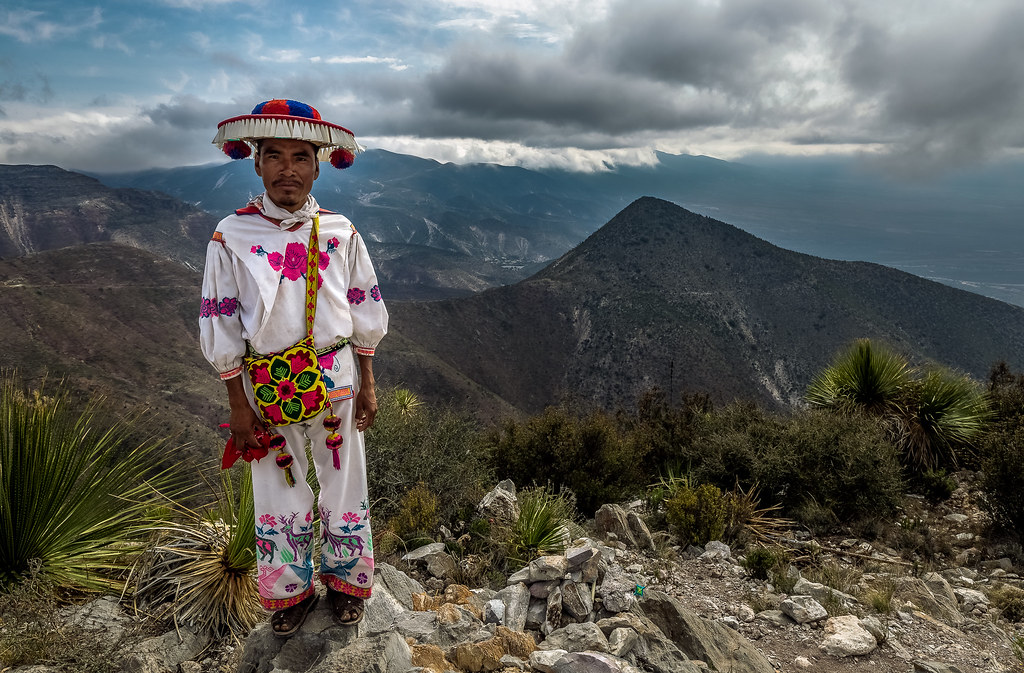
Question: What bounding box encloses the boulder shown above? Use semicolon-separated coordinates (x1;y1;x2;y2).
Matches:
595;504;641;549
121;627;206;673
402;542;446;564
479;481;520;525
561;580;594;621
895;577;964;626
540;622;610;653
779;596;828;624
639;590;776;673
498;582;530;632
625;511;656;550
819;615;877;657
599;567;638;614
530;555;570;582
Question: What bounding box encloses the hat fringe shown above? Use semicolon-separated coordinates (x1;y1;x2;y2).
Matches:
212;116;361;161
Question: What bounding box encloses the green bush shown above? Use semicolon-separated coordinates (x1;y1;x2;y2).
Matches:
742;546;788;581
665;481;728;546
980;363;1024;534
506;485;576;567
366;389;491;527
490;406;646;515
991;584;1024;623
681;405;904;530
388;482;440;542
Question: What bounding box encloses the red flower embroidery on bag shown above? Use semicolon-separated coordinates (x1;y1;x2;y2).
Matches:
286;349;316;374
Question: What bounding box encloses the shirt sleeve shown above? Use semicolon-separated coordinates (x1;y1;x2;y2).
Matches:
345;232;389;356
199;237;247;379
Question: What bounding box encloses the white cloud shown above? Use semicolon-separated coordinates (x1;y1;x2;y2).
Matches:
0;7;102;43
310;55;408;71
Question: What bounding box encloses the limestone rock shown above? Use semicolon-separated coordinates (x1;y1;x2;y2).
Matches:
608;627;638;656
625;510;656;550
484;598;505;625
530;555;569;582
402;542;446;564
375;562;425;611
121;627;206;673
561;579;594;621
896;577;963;626
640;590;776;673
820;615;877;657
599;567;637;614
410;643;454;672
541;621;610;653
498;582;530;632
780;596;828;624
595;504;641;549
913;661;967;673
478;482;520;525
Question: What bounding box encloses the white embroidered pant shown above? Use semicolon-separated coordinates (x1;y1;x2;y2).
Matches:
247;349;373;611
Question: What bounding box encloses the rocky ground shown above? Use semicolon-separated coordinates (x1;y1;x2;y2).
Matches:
6;471;1024;673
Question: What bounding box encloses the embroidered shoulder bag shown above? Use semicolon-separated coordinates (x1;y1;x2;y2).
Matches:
245;214;330;426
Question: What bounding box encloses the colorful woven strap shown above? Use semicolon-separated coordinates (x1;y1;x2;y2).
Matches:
304;214;320;344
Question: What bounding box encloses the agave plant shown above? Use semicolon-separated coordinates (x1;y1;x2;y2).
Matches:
133;465;262;638
806;339;912;416
393;388;423;418
506;486;576;567
0;373;183;592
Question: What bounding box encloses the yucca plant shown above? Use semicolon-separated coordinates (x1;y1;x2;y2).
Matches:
133;465;262;639
807;339;912;415
393;388;423;418
899;370;991;470
0;373;183;592
506;486;576;567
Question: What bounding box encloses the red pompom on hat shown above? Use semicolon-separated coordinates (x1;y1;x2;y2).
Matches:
212;99;361;169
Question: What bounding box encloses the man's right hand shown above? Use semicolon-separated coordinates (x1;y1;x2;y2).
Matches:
225;375;266;448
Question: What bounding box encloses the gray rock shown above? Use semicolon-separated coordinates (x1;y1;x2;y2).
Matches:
530;555;569;582
625;511;656;550
561;580;594;621
913;662;966;673
860;615;887;644
953;587;989;609
595;504;641;549
702;540;731;561
566;545;600;570
484;598;505;625
393;611;437;642
780;596;828;624
791;578;857;608
500;653;530;670
555;651;641;673
63;596;130;641
530;649;569;673
541;621;610;653
639;590;776;673
543;584;563;636
402;542;446;563
121;627;206;673
531;579;560;598
362;580;409;636
819;615;877;657
755;610;794;627
479;482;520;525
499;582;531;632
526;597;548;630
599;567;637;614
374;562;424;611
895;577;963;626
507;566;531;584
608;627;638;657
425;552;456;580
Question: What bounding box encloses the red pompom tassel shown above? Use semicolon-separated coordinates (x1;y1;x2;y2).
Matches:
329;148;355;169
222;140;252;160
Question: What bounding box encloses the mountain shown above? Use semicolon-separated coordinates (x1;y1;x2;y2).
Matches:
89;150;1024;307
381;198;1024;413
0;242;225;464
0;165;215;270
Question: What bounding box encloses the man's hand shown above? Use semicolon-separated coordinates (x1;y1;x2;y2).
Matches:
354;353;377;432
225;375;266;447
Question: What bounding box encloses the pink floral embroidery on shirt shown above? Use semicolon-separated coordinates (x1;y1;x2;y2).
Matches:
252;241;338;284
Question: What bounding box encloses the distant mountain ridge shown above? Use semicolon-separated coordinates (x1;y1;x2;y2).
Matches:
0;165;215;270
87;150;1024;307
382;198;1024;412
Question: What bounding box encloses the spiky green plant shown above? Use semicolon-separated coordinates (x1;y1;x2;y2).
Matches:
0;373;183;592
900;369;991;470
393;388;423;418
506;486;575;567
133;465;262;639
806;339;912;415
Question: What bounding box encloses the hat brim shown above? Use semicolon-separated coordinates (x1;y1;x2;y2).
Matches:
212;114;360;161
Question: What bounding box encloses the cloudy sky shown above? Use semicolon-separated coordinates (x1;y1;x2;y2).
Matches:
2;0;1023;174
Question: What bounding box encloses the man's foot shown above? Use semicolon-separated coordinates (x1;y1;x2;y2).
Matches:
271;592;319;638
327;588;365;625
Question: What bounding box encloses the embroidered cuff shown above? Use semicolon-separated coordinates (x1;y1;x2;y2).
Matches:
219;365;244;380
353;346;375;357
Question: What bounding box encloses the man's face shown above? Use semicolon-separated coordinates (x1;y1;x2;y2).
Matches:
254;138;320;212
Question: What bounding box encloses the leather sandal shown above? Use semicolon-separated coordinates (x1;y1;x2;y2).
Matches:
327;588;365;625
271;592;319;638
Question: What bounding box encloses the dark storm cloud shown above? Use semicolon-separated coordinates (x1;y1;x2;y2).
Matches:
146;95;238;130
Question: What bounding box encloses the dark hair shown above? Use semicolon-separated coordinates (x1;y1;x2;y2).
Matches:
254;138;319;157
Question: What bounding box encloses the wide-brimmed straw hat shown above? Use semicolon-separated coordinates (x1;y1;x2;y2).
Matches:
212;99;360;169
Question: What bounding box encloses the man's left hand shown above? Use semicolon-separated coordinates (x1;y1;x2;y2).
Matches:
354;385;377;431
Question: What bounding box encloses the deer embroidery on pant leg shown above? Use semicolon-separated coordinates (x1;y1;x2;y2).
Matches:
280;512;315;564
256;535;277;563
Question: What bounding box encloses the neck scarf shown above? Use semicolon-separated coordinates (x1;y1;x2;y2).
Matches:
250;192;320;229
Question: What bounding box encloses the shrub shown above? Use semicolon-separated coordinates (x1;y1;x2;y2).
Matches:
914;469;957;504
683;405;904;531
991;584;1024;623
980;363;1024;534
742;546;788;581
807;339;912;415
665;481;728;546
366;389;490;527
388;482;440;542
490;406;645;515
0;373;184;592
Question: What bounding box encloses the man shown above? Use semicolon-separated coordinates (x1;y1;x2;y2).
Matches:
200;99;387;636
